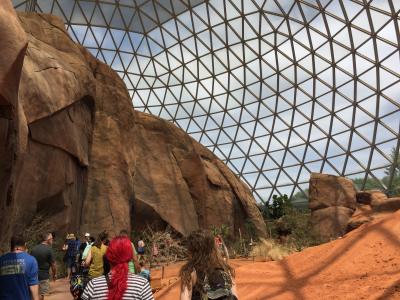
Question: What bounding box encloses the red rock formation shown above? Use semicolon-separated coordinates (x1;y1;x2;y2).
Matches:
356;189;387;205
309;173;357;210
309;173;357;238
311;206;354;238
0;4;266;247
0;1;29;247
347;190;400;231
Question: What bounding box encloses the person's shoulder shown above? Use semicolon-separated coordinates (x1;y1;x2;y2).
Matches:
90;275;107;285
20;252;38;266
33;243;51;253
41;244;53;255
127;273;149;284
24;252;37;260
37;243;48;249
0;252;10;261
31;243;41;252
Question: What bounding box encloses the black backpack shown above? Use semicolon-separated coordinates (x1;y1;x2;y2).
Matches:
202;268;235;300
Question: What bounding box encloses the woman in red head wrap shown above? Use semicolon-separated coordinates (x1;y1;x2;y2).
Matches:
81;236;154;300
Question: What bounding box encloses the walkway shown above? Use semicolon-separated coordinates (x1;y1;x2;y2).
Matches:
47;278;71;300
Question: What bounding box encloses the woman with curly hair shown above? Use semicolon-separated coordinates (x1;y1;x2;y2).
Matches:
180;230;238;300
81;236;153;300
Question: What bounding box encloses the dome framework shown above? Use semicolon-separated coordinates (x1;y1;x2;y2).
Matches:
14;0;400;204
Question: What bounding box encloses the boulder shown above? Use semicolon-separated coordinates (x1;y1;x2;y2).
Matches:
0;5;266;247
356;190;387;205
346;204;373;232
311;206;354;239
346;202;395;232
309;173;357;210
371;197;400;212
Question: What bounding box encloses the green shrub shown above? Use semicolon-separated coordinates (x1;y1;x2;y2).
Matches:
262;194;292;219
265;207;324;251
259;194;324;251
210;224;230;240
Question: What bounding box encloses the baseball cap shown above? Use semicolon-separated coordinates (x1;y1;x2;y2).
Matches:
84;232;90;237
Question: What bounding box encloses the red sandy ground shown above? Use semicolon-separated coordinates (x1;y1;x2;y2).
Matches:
156;210;400;300
48;211;400;300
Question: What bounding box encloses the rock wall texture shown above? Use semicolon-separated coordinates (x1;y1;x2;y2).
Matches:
309;173;357;239
0;3;266;247
347;190;400;231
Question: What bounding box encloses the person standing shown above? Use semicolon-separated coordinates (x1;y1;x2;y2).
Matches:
0;234;40;300
85;231;108;279
119;229;140;274
31;232;57;300
62;233;80;278
138;261;151;282
180;230;238;300
78;233;91;264
81;236;153;300
81;236;95;262
151;243;159;266
214;234;230;261
137;238;145;261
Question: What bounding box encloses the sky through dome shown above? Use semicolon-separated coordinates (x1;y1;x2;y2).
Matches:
13;0;400;204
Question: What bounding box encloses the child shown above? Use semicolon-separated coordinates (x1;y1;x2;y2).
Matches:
138;261;151;282
137;238;145;261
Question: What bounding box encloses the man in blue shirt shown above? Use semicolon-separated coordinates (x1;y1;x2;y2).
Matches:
0;234;40;300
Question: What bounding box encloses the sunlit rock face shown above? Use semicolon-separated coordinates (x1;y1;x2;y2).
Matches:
0;1;29;249
309;173;357;238
347;190;400;232
0;5;266;247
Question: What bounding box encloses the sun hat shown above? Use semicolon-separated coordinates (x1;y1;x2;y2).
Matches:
66;233;76;240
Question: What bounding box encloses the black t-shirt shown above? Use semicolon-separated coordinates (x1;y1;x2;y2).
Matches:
31;244;55;280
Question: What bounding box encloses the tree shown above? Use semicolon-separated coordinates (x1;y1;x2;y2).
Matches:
385;146;400;177
352;177;384;191
262;194;292;220
290;189;309;209
351;147;400;196
384;147;400;196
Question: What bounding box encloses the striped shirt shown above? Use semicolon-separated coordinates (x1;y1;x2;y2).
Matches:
81;273;154;300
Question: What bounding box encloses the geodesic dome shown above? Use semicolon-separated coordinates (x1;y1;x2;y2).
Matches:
13;0;400;204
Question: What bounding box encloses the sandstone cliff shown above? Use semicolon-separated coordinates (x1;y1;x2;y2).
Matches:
0;3;266;247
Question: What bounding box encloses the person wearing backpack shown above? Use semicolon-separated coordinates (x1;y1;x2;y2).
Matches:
63;234;80;279
180;230;238;300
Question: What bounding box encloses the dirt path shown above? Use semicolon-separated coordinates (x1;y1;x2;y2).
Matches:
47;211;400;300
45;260;254;299
47;278;72;300
156;211;400;300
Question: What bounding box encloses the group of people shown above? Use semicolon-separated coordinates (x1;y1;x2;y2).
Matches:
64;230;152;299
0;229;238;300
